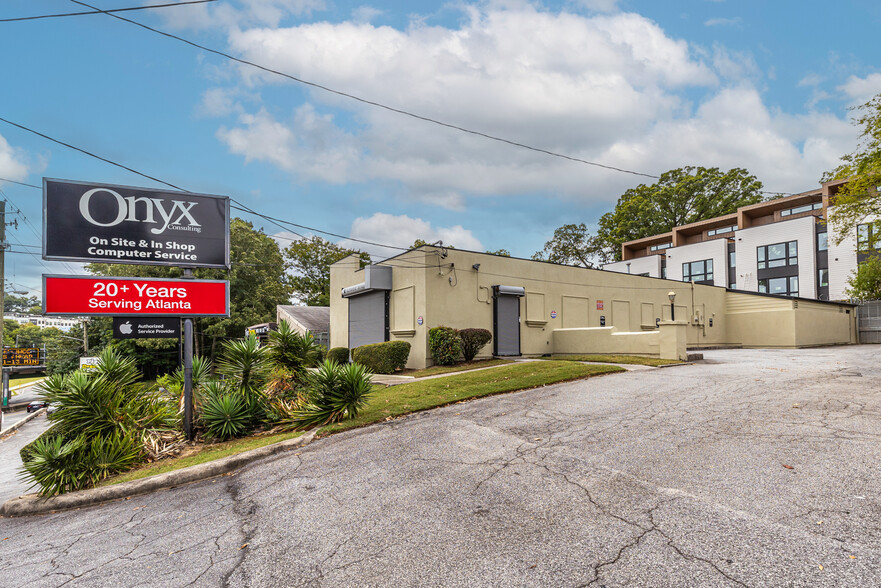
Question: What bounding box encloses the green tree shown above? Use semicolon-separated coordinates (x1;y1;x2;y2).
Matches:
845;256;881;300
486;249;511;257
285;236;369;306
532;223;606;267
3;294;40;314
596;166;765;261
88;218;292;364
825;94;881;243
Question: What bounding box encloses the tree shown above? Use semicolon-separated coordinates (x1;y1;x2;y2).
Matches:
285;236;369;306
826;94;881;243
532;223;606;267
846;255;881;300
3;294;40;314
486;249;511;257
88;218;293;365
596;166;765;261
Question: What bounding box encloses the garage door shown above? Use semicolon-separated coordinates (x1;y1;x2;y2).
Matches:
494;289;522;356
348;291;388;350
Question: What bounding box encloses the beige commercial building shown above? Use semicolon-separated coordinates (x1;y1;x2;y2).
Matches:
330;246;857;369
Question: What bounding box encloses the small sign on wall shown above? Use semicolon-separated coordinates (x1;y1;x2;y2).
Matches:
550;310;557;319
600;316;606;326
417;316;423;325
596;300;604;310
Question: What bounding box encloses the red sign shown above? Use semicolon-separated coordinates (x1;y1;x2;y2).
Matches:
596;300;604;310
43;275;229;317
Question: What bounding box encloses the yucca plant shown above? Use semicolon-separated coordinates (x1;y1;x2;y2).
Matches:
217;333;273;394
269;322;324;374
200;381;252;440
290;360;374;429
19;435;90;497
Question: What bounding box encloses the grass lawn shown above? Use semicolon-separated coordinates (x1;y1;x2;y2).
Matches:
10;375;46;390
101;430;303;486
403;358;514;378
319;360;625;436
541;354;683;367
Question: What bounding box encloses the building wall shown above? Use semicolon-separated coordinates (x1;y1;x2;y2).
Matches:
603;255;663;278
733;216;817;297
331;248;857;369
827;206;859;301
664;239;729;287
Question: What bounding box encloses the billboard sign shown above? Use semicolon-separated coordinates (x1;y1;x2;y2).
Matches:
43;276;230;317
43;178;230;268
113;317;181;339
2;348;44;367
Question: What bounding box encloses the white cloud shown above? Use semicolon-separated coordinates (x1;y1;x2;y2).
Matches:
0;133;32;183
838;73;881;105
573;0;620;12
341;213;483;259
704;17;741;27
206;2;859;210
798;73;823;87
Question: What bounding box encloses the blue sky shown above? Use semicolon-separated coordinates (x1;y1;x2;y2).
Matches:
1;0;880;298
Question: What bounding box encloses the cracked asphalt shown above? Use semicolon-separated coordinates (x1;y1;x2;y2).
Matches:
1;346;880;587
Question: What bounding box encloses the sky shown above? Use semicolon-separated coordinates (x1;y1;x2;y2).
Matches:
1;0;881;299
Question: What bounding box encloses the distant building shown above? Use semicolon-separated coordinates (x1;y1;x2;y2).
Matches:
4;314;83;333
603;178;868;301
276;306;331;348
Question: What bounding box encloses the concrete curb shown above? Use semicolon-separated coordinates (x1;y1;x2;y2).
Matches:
0;430;316;518
0;407;47;439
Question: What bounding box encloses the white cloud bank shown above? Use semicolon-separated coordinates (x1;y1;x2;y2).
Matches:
0;133;31;183
205;2;859;207
340;213;483;259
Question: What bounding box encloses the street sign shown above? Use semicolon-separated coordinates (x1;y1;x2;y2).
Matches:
2;348;43;367
43;276;230;317
43;178;230;268
80;356;100;372
113;317;181;339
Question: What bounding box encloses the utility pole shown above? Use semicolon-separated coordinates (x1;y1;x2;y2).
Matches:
0;201;7;413
83;322;88;354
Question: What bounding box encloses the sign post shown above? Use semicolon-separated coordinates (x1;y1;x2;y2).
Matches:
43;178;232;443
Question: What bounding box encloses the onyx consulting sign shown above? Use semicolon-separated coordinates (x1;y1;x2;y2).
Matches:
113;317;181;340
43;178;230;268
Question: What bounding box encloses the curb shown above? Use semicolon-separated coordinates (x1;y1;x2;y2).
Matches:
0;407;47;439
0;430;316;518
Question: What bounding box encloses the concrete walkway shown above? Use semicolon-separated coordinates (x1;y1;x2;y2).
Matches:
0;413;50;503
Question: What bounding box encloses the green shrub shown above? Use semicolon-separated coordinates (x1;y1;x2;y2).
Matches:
458;328;493;361
289;361;374;429
328;347;350;364
217;333;273;394
351;341;411;374
429;326;462;365
269;322;324;373
200;382;252;440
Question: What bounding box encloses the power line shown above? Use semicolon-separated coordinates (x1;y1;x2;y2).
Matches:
0;0;218;23
70;0;660;180
0;177;40;189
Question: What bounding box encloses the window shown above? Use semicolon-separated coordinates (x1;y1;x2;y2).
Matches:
857;223;881;252
757;241;797;270
728;250;736;267
682;259;714;283
758;276;799;297
650;242;672;252
780;202;822;217
707;225;737;237
730;283;736;290
818;269;829;288
817;232;828;251
661;266;667;279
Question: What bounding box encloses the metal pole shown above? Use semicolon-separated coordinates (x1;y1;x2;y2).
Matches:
671;302;675;321
83;322;88;353
183;318;194;441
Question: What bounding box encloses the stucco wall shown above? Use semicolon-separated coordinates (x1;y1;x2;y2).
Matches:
552;327;659;355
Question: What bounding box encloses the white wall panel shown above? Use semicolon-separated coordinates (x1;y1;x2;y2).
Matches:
734;216;816;298
603;255;662;277
827;206;863;301
665;239;729;287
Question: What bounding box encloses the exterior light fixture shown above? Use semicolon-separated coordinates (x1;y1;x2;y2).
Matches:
472;263;480;271
668;291;676;321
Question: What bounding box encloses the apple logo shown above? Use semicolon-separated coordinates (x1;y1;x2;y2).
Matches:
119;321;133;335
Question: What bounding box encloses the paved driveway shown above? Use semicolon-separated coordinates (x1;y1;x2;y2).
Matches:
1;347;880;587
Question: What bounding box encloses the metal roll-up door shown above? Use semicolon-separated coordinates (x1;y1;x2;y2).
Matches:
493;287;522;356
348;291;388;350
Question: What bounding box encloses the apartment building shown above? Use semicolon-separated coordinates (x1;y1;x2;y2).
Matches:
602;178;865;301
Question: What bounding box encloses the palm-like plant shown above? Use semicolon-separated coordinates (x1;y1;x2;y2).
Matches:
199;381;252;440
290;360;374;429
268;322;324;373
217;333;273;393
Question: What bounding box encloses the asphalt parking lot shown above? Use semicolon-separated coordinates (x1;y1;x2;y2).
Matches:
0;346;879;587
